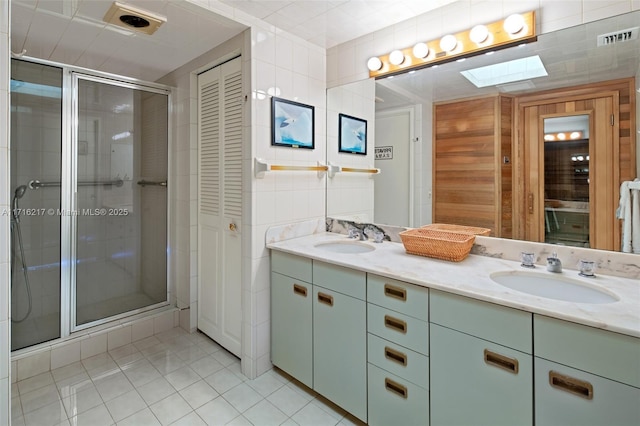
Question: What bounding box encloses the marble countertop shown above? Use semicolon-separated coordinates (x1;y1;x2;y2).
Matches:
267;232;640;338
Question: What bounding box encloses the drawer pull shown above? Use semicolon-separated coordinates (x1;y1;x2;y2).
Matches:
549;371;593;400
384;315;407;334
483;349;519;374
293;284;307;297
385;377;408;399
317;292;334;306
384;284;407;301
385;346;407;366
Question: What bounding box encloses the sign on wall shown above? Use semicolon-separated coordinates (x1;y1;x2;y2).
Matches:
375;146;393;159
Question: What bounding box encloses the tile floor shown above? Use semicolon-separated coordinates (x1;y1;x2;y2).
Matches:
11;327;364;426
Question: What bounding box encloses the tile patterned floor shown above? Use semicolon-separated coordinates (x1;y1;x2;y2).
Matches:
11;328;364;426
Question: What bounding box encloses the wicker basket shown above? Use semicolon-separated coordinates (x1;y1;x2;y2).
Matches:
399;228;476;262
421;223;491;236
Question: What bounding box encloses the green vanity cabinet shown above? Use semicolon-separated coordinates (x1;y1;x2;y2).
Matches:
533;315;640;426
366;274;430;426
312;261;367;423
430;290;533;426
270;251;313;388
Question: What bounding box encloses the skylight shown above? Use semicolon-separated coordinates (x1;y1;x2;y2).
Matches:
460;55;548;88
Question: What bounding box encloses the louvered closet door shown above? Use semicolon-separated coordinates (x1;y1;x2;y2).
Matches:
197;57;242;357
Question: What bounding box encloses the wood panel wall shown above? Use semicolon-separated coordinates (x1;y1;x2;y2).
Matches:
433;95;512;236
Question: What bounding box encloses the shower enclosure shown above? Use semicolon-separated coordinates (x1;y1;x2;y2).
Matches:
10;58;170;351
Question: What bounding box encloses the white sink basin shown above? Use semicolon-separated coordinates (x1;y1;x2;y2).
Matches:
490;271;618;304
314;240;376;254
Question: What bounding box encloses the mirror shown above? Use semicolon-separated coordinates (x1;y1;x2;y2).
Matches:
326;10;640;251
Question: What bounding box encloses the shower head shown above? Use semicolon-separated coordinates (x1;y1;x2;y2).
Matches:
14;185;27;199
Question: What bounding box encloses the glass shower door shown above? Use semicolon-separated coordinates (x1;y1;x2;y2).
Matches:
74;75;169;328
10;60;63;350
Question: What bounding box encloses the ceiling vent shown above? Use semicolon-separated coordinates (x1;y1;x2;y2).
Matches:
103;2;166;35
597;27;639;46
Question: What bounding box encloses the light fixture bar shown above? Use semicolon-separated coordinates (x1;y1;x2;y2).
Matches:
368;11;536;78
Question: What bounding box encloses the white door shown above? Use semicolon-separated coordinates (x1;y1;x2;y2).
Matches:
197;57;243;357
374;108;413;227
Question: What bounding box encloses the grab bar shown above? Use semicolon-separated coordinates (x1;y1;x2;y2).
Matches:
29;179;124;189
137;180;167;187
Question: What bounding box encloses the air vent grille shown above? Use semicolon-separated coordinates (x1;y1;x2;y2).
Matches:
597;27;639;46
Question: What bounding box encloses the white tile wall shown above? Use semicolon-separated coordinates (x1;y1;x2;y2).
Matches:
326;78;376;221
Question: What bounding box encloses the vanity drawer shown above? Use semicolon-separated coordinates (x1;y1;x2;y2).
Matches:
313;261;366;300
368;333;429;389
368;303;429;355
271;251;312;282
430;290;532;354
367;274;428;321
534;315;640;388
367;363;429;426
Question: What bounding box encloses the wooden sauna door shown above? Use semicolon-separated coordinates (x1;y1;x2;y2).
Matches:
520;95;618;251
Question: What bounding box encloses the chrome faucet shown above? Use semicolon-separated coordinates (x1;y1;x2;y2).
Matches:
546;252;562;273
348;226;367;241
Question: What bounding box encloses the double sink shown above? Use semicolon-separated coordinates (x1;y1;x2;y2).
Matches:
313;239;617;305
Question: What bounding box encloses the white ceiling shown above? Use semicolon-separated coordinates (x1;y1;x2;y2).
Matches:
10;0;458;81
217;0;458;48
376;10;640;109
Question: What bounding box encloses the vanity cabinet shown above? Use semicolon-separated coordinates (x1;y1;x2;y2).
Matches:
271;254;368;422
270;251;313;388
366;275;430;426
429;290;533;426
533;315;640;425
312;261;367;422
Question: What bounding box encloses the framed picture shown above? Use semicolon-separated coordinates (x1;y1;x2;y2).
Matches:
271;97;315;149
339;113;367;155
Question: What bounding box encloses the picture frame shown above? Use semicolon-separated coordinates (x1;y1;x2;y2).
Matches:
271;97;315;149
338;113;367;155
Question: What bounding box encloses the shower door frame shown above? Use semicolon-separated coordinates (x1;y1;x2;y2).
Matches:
13;56;173;340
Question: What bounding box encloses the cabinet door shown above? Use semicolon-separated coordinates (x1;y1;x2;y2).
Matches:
271;272;312;388
535;358;640;426
430;324;533;426
313;286;367;422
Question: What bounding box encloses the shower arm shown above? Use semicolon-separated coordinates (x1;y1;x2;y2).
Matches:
28;179;124;190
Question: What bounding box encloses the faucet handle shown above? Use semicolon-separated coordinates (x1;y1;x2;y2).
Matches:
521;252;535;268
578;260;596;277
347;226;359;239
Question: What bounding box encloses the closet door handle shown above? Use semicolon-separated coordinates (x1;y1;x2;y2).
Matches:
293;284;307;297
317;292;334;306
384;284;407;301
385;377;408;399
384;315;407;334
549;371;593;400
385;346;407;366
484;349;519;374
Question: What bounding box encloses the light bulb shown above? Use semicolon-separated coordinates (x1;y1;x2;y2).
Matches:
469;25;489;44
570;131;581;139
367;57;383;71
389;50;405;66
544;134;555;141
504;14;525;34
440;34;458;52
413;42;429;59
557;133;566;140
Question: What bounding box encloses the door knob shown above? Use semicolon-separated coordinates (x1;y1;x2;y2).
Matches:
229;223;237;231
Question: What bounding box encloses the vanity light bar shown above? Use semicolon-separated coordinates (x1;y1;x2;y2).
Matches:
367;11;536;78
